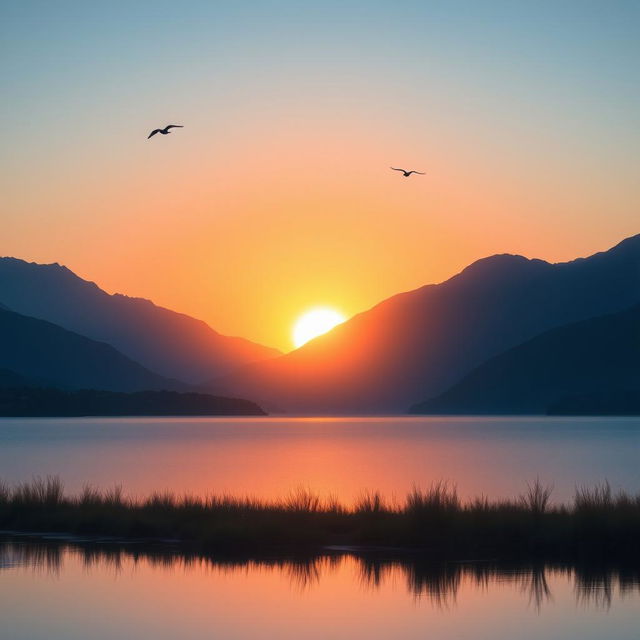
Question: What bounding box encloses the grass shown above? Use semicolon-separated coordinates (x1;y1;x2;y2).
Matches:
0;477;639;561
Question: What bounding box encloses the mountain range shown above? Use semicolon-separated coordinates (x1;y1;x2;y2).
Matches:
0;306;182;392
212;234;640;413
1;234;638;415
410;304;640;414
0;258;280;384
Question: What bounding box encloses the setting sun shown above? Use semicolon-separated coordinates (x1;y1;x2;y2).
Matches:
292;308;346;349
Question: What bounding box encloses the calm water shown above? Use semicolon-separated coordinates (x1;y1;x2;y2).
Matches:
0;416;638;502
1;416;639;638
0;539;638;640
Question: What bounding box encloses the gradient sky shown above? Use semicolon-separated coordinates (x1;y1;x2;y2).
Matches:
2;1;638;351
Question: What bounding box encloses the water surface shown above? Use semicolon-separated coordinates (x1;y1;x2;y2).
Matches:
0;539;638;640
0;416;638;502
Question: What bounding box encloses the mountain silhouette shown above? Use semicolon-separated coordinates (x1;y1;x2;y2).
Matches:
0;367;47;389
410;304;640;414
0;388;266;417
0;258;280;384
213;234;640;413
0;306;184;392
548;389;640;416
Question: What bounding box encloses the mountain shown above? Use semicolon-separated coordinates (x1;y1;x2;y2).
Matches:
0;306;184;392
0;388;266;417
410;304;640;414
0;368;45;389
0;258;280;384
547;389;640;416
213;234;640;413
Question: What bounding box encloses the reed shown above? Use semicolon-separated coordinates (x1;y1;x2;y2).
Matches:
0;476;638;561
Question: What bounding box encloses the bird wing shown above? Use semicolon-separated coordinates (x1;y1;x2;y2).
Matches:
148;129;161;138
407;171;425;175
390;167;405;172
165;125;184;130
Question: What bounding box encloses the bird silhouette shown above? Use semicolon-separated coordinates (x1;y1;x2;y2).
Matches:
390;167;425;177
147;125;184;139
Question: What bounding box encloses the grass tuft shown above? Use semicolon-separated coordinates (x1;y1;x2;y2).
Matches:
520;478;553;515
406;481;459;514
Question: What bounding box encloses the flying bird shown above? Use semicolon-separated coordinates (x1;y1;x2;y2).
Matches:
390;167;425;177
147;125;184;139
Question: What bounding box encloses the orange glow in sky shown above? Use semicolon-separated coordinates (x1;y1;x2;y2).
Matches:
1;4;638;351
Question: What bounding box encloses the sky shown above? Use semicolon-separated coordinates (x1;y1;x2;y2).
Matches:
1;1;639;351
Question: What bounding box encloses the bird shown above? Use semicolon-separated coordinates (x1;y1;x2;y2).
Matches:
390;167;425;177
147;125;184;139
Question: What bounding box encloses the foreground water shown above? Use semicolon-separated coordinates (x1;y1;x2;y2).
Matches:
0;539;638;640
0;416;638;502
1;416;639;638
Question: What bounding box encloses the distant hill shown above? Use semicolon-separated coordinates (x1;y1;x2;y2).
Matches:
213;234;640;413
548;389;640;416
0;388;266;417
0;258;280;383
410;305;640;415
0;306;184;392
0;368;45;389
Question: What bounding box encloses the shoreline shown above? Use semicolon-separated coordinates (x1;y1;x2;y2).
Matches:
1;478;639;563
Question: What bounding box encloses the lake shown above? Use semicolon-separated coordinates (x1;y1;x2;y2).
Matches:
0;416;638;503
0;538;638;640
1;416;639;639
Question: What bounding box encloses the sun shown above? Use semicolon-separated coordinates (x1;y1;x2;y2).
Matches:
293;308;346;349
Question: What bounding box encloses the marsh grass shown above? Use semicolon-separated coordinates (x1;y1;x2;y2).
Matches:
355;490;387;514
0;476;638;560
520;478;553;515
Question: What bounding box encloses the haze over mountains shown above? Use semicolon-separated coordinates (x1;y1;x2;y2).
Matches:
411;304;640;415
0;258;280;384
213;234;640;413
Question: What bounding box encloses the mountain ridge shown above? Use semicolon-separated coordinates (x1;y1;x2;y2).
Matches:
0;306;185;392
0;257;281;383
410;303;640;414
212;233;640;413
